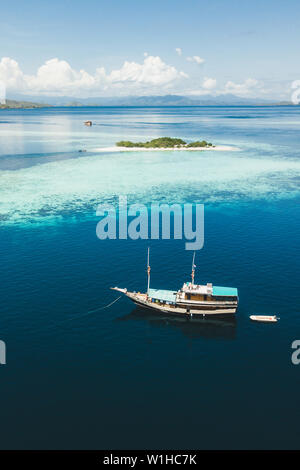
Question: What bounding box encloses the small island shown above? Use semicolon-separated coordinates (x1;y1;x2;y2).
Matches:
93;137;239;153
116;137;214;148
0;99;51;109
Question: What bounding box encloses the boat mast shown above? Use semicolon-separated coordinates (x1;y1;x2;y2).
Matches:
147;247;151;294
191;251;196;285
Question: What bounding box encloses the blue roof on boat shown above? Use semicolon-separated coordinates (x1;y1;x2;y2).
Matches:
212;286;238;297
148;288;177;303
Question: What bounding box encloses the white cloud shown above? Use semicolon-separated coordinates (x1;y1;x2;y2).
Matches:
224;78;259;96
0;57;25;89
0;55;188;96
0;55;286;100
187;55;205;65
202;77;217;90
186;78;261;98
175;48;182;56
291;80;300;104
181;77;217;96
29;58;96;92
108;55;185;85
182;77;263;98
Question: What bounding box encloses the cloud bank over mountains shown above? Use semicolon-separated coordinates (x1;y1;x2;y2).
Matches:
0;54;289;99
0;55;188;96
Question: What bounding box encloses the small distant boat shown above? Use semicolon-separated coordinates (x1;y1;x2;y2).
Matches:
84;120;92;126
250;315;278;323
111;249;238;318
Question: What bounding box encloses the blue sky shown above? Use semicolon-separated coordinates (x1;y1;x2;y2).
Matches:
0;0;299;99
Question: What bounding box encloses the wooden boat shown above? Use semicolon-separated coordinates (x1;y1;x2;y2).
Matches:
111;250;238;318
250;315;278;323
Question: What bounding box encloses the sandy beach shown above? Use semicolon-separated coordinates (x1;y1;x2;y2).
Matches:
92;144;240;153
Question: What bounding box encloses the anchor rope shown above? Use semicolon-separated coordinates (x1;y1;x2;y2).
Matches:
61;295;123;323
86;295;123;314
29;296;123;336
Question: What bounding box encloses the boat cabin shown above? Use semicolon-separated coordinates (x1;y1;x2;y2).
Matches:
179;282;238;302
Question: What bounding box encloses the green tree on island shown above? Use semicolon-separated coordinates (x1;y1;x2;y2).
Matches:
116;137;214;148
187;140;213;147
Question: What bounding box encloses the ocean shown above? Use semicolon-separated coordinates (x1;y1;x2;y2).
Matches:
0;106;300;449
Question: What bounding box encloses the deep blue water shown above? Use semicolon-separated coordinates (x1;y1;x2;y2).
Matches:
0;106;300;449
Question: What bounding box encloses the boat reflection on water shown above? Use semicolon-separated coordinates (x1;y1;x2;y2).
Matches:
117;305;237;341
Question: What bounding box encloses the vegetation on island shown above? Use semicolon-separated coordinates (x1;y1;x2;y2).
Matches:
116;137;214;148
186;140;213;147
0;100;51;109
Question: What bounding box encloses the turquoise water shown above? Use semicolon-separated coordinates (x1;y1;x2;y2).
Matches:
0;106;300;449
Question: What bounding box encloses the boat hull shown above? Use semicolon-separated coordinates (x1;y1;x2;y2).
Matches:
250;315;277;323
127;292;237;317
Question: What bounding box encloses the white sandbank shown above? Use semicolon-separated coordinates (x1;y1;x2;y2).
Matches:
92;145;240;153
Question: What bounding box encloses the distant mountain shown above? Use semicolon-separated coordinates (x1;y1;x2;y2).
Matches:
122;94;274;106
4;94;298;107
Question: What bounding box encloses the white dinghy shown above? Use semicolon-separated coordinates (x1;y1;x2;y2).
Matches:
250;315;278;323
